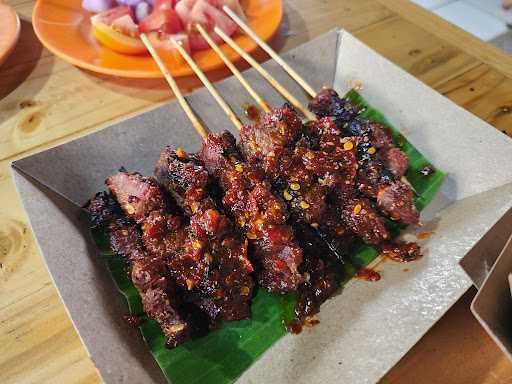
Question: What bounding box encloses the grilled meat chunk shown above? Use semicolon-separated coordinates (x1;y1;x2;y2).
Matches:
377;181;419;225
308;87;360;125
199;131;304;293
308;90;419;226
110;222;190;347
106;172;165;223
240;105;388;245
294;224;340;320
155;148;255;321
340;198;389;245
378;147;409;178
86;191;122;228
85;193;190;347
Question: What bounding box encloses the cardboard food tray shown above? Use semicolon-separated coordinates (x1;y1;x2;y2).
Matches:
12;30;512;383
470;233;512;360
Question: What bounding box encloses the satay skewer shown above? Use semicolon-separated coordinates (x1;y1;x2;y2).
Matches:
222;5;317;99
211;17;420;197
196;23;270;113
170;37;244;130
213;26;316;121
143;35;306;295
140;33;209;139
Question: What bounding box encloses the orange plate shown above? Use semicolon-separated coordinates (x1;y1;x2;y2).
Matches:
0;1;21;67
32;0;283;78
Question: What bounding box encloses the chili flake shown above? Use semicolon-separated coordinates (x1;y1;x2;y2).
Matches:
176;147;187;159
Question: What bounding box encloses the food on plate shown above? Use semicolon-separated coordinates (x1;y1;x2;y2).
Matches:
86;87;426;348
83;0;246;54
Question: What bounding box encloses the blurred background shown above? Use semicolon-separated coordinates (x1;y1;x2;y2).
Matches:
412;0;512;53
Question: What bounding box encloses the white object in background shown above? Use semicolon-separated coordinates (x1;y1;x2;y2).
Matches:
464;0;512;25
410;0;456;10
434;1;508;41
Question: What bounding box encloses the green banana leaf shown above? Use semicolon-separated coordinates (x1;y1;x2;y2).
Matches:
90;90;445;384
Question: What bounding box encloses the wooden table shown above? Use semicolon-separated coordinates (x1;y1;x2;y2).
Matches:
1;0;512;382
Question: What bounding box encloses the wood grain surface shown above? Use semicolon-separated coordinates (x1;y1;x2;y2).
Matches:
1;0;512;383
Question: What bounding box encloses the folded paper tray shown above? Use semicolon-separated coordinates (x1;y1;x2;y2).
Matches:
12;29;512;383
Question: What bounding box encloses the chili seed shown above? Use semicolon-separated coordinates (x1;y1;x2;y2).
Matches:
283;190;293;201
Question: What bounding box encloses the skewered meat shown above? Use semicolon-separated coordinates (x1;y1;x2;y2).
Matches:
108;170;254;323
155;147;255;321
110;222;191;347
106;172;165;223
86;86;432;342
308;89;419;225
340;198;389;245
240;104;390;245
85;193;190;347
199;131;304;293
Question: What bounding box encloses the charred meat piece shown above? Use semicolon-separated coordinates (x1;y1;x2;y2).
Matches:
377;181;419;225
106;172;165;223
241;106;382;245
308;92;418;227
340;198;389;245
155;147;255;321
240;103;303;168
294;224;340;320
378;147;409;178
110;222;190;347
85;193;191;347
199;131;304;293
155;147;212;216
110;169;254;323
271;145;327;225
356;156;394;198
239;107;329;225
347;119;410;178
86;191;122;228
241;106;355;225
308;88;360;125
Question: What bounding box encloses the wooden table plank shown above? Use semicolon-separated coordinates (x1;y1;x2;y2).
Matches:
1;1;512;383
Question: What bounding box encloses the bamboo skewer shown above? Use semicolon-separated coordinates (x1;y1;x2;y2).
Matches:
140;33;209;139
170;37;243;130
213;26;316;121
222;5;317;98
195;24;270;113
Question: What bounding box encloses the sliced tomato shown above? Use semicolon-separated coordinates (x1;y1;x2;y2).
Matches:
175;0;199;26
153;0;176;11
139;8;183;34
94;5;134;26
111;14;139;37
186;0;238;50
148;32;190;64
150;32;191;53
